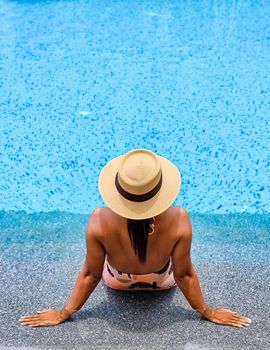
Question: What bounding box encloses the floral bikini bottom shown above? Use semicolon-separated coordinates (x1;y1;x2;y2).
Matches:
102;255;177;291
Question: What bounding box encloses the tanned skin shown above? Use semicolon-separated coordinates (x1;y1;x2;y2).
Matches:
19;206;252;328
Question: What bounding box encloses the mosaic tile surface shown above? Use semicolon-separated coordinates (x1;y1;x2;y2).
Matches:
0;0;269;214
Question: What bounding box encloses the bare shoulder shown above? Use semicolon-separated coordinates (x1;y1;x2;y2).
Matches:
86;207;104;239
171;206;193;279
86;206;115;240
174;206;192;240
179;206;192;230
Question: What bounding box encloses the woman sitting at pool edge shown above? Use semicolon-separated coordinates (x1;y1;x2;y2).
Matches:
19;149;252;328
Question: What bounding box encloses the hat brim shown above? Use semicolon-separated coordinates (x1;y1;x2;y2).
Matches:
98;154;181;220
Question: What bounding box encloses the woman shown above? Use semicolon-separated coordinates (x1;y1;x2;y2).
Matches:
19;149;252;328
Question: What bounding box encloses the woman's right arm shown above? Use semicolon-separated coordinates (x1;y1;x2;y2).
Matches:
19;266;101;327
19;209;106;327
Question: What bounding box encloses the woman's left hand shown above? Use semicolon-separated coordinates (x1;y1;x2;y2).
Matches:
202;307;252;328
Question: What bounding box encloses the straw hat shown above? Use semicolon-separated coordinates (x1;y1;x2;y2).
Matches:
98;149;181;220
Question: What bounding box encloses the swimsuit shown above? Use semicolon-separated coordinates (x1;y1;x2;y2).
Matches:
102;255;177;291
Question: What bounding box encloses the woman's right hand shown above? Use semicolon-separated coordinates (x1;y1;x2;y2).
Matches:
19;308;71;327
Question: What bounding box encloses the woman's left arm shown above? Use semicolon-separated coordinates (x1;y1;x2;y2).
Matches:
172;208;252;328
176;266;251;328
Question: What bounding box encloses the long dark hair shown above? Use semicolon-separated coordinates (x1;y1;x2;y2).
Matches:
127;217;152;264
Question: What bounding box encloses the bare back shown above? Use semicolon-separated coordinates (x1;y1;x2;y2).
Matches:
96;205;184;275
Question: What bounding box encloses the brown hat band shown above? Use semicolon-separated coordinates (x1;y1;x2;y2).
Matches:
115;172;163;202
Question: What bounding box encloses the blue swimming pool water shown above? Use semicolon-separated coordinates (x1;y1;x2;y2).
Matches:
0;0;269;262
0;210;269;262
1;0;269;215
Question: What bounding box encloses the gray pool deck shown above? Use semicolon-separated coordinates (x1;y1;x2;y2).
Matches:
0;212;270;349
1;261;269;350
